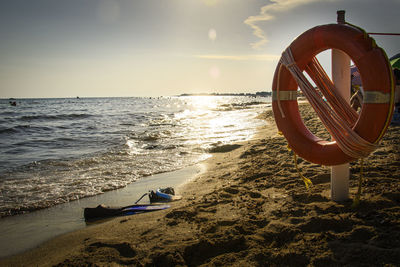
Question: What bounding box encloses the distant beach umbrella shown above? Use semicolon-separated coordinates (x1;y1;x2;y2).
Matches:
390;57;400;70
350;65;362;86
390;54;400;85
350;55;400;86
390;53;400;61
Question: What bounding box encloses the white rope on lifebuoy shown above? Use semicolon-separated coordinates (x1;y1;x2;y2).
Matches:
272;23;394;166
279;48;378;159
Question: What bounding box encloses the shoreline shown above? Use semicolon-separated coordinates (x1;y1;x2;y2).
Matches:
0;164;204;259
2;104;400;266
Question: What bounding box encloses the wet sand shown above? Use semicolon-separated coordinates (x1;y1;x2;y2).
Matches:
1;103;399;266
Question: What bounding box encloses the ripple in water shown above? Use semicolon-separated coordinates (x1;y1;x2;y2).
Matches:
0;96;270;217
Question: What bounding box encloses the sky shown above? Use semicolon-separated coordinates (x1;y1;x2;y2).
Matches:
0;0;399;98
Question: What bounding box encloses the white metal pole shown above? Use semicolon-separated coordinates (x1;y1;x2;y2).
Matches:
331;10;350;201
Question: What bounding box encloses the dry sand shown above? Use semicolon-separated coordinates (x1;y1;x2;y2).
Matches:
1;104;399;266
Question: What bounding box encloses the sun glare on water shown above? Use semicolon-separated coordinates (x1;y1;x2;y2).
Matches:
176;96;260;149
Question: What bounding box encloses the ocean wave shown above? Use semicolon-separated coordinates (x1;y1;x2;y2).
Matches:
0;146;202;217
0;127;18;135
55;137;77;143
0;111;18;117
129;129;174;142
19;113;94;122
0;125;55;135
0;96;270;218
215;101;268;111
141;133;161;142
120;122;136;126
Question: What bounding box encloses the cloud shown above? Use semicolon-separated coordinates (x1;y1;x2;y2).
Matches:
244;0;321;49
194;54;280;61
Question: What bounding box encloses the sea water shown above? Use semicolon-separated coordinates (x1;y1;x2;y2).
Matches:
0;96;270;217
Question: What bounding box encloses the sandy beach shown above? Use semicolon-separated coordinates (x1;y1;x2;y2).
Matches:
1;103;399;266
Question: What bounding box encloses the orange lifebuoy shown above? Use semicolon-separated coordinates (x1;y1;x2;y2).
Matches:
272;24;394;166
